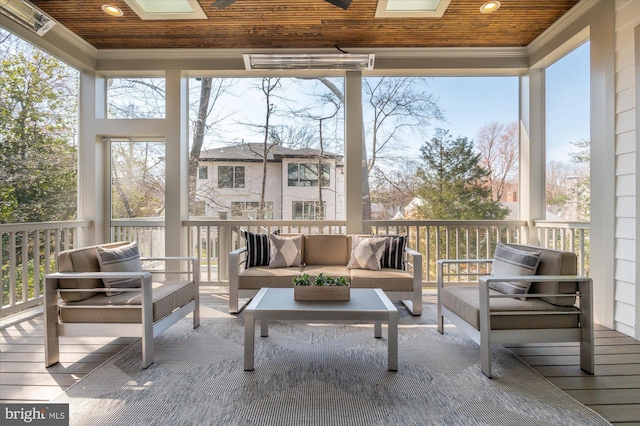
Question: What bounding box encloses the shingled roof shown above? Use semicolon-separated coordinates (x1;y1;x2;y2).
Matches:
200;143;342;162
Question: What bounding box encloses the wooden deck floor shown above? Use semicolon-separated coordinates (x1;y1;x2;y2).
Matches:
1;287;639;425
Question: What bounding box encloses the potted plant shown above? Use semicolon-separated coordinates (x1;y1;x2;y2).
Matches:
293;273;350;301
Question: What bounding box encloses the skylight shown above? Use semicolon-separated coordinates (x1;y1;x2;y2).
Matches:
123;0;207;20
375;0;451;18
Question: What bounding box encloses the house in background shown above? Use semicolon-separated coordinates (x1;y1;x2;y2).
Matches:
196;143;344;220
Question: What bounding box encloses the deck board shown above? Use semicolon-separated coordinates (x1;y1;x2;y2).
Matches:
1;287;639;425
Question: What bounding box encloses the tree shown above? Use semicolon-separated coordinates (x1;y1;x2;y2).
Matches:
0;35;78;224
414;129;508;220
476;121;518;201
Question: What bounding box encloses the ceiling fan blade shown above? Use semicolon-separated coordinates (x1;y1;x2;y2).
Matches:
324;0;353;10
211;0;238;9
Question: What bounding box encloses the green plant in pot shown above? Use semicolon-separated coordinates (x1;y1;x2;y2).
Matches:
292;273;349;286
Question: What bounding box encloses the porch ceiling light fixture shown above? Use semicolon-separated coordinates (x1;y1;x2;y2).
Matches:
243;53;375;71
101;4;124;17
0;0;56;36
480;1;501;13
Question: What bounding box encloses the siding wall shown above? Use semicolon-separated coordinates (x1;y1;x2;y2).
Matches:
614;0;640;338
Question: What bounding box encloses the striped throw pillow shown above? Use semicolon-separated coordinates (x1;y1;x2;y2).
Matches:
96;241;143;296
489;242;541;296
378;235;407;270
243;231;279;268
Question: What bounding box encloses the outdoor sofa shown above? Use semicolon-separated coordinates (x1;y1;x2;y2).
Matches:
44;241;200;369
229;233;423;315
437;242;594;378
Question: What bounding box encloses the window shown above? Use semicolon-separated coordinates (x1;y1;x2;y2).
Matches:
198;166;208;179
231;201;273;219
288;163;329;187
292;201;326;220
218;166;245;188
107;77;166;119
545;42;590;221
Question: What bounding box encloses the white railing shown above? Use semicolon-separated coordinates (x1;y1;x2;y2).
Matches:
111;219;165;257
534;220;590;275
1;220;91;317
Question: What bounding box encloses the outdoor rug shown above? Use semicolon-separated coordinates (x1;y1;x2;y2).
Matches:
54;297;610;425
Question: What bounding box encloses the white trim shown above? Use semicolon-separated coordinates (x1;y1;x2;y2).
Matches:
528;0;599;53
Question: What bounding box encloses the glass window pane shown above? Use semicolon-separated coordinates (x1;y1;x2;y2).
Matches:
107;78;165;119
189;77;344;219
235;166;245;188
218;166;233;188
198;166;208;179
545;42;590;221
111;141;165;219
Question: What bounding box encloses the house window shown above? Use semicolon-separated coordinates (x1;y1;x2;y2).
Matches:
218;166;245;188
288;163;329;187
231;201;273;219
198;166;208;179
292;201;326;220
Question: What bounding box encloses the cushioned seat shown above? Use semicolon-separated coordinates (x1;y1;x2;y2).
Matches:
350;268;414;291
59;281;196;323
238;266;303;289
441;286;579;330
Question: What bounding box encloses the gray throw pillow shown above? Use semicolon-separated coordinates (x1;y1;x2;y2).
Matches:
268;234;302;268
96;241;143;296
347;236;387;271
489;242;541;296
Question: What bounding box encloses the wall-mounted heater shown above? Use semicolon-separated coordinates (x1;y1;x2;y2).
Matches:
0;0;56;36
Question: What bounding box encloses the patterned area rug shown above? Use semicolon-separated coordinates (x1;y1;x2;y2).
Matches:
54;298;610;426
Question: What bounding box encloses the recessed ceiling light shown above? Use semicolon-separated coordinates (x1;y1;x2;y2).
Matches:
480;1;501;13
102;4;124;17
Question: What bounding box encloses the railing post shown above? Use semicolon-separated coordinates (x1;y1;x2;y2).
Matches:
218;211;230;281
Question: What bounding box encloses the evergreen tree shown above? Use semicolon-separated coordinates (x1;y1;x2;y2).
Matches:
415;128;508;220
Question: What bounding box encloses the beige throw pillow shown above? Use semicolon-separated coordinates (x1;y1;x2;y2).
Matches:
268;234;302;268
347;236;386;271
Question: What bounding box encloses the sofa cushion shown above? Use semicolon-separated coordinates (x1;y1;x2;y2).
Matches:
96;241;143;296
59;281;195;323
489;242;541;296
302;265;351;280
347;236;386;271
238;266;304;289
269;234;302;268
304;235;348;265
350;268;414;291
441;286;579;330
57;242;128;302
507;244;578;306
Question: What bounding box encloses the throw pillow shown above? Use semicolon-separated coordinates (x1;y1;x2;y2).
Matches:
489;242;542;296
243;230;279;268
377;235;407;270
268;234;302;268
347;236;387;271
96;241;143;296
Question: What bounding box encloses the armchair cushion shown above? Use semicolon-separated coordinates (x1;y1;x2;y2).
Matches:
304;234;348;265
96;241;143;296
441;286;579;330
59;281;196;323
489;242;541;296
507;244;579;306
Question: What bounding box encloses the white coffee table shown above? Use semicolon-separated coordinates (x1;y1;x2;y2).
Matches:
244;287;398;371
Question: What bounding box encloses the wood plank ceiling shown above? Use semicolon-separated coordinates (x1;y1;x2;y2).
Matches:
30;0;580;50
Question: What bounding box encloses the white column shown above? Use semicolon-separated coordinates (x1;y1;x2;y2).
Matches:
590;1;615;328
519;71;546;245
164;71;189;257
78;70;104;245
345;71;363;234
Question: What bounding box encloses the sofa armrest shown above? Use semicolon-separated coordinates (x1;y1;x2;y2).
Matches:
404;247;422;289
229;246;247;314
